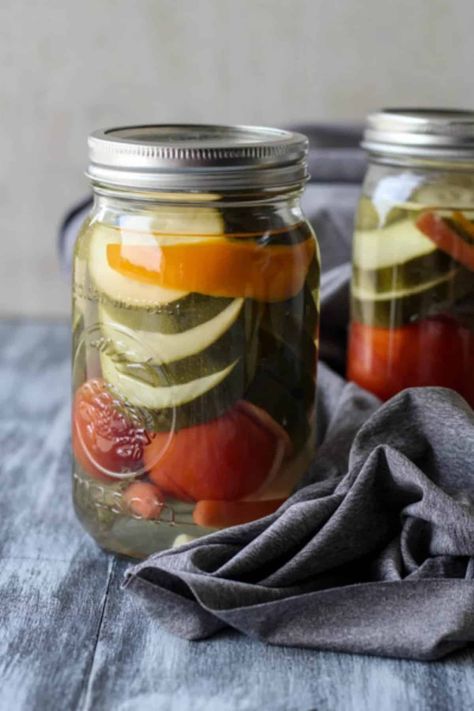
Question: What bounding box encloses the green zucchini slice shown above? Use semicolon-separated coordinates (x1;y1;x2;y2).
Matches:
352;268;473;328
99;297;245;364
98;293;235;335
352;249;454;294
244;369;312;452
119;204;225;237
261;283;319;343
100;308;257;387
101;352;238;409
353;219;436;271
101;355;247;432
352;268;460;302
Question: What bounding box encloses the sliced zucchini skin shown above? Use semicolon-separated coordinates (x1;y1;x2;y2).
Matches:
261;281;319;342
244;312;318;451
244;369;312;452
124;204;225;237
104;357;247;433
353;219;436;271
221;214;314;246
103;309;257;387
353;249;454;294
258;331;317;408
352;268;473;328
99;292;235;335
102;349;238;406
100;297;247;365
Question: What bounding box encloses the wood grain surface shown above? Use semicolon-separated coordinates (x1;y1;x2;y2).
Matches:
1;319;473;711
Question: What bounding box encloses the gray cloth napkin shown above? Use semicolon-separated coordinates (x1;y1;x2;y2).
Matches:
124;263;474;661
123;128;474;660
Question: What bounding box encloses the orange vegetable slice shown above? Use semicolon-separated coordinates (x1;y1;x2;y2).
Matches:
193;498;285;528
106;237;315;302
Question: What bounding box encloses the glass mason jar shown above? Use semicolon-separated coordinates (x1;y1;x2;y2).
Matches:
72;125;320;558
348;109;474;406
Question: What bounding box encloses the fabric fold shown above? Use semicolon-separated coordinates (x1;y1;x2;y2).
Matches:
124;386;474;660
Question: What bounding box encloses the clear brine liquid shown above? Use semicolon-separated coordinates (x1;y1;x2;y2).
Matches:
72;212;319;558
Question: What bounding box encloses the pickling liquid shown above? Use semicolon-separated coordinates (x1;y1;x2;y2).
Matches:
72;205;319;557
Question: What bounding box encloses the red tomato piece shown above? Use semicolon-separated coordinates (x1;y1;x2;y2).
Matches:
72;379;152;481
144;402;288;502
416;211;474;272
347;317;474;405
123;481;165;520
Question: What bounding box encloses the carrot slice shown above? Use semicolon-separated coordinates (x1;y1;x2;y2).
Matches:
416;211;474;271
193;499;285;528
106;238;315;302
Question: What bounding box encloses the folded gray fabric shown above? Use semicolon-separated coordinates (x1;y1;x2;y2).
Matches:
124;369;474;660
123;139;474;660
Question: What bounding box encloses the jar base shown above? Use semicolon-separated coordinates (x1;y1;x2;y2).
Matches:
73;468;215;559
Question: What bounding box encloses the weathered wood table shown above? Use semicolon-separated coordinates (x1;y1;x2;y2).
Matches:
1;319;473;711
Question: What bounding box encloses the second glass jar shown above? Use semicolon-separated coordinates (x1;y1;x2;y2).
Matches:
348;110;474;406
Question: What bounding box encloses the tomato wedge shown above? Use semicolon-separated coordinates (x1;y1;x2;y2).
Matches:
416;211;474;272
73;379;153;481
347;317;474;404
144;402;289;502
106;238;315;302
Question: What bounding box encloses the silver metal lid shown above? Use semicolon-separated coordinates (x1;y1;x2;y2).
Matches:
362;109;474;160
87;124;309;191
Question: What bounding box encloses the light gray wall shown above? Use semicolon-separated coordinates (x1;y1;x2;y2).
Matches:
1;0;473;316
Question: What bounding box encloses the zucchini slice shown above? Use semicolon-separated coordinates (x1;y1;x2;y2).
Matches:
101;355;247;432
353;219;436;271
98;293;235;335
352;268;460;302
261;283;319;343
99;297;245;364
101;352;238;409
352;268;473;328
352;249;454;294
100;308;255;387
243;320;318;451
119;204;225;237
244;369;312;452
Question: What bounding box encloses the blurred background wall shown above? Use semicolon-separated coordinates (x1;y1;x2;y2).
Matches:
1;0;473;317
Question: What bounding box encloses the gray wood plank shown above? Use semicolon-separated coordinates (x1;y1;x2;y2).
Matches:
82;556;474;711
0;319;473;711
0;320;114;711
